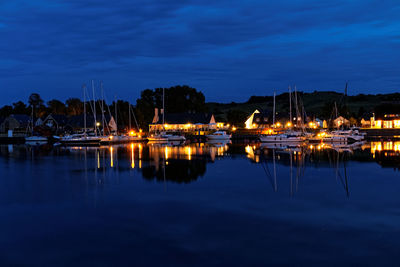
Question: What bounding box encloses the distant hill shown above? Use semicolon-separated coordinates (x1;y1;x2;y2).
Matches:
206;91;400;122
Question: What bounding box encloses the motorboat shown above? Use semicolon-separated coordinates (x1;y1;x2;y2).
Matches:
259;131;306;143
206;131;231;140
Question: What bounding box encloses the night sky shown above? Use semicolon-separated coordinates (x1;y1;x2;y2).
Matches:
1;0;399;105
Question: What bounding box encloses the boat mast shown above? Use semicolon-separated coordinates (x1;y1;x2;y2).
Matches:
31;105;34;136
92;80;97;136
294;85;299;128
115;96;118;135
128;103;131;131
162;87;165;126
101;81;104;136
289;86;292;127
273;91;276;128
83;84;87;137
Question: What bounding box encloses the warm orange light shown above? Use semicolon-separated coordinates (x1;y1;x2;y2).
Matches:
130;143;135;169
129;130;135;136
110;146;114;167
232;126;237;131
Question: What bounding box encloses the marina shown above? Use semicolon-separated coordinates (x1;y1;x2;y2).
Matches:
1;0;400;264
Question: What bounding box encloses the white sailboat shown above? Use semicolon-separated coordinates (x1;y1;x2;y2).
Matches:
259;89;307;143
61;84;101;146
147;88;186;143
25;103;48;145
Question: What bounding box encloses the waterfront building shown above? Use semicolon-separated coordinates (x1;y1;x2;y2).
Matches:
0;114;31;134
149;110;224;133
371;114;400;129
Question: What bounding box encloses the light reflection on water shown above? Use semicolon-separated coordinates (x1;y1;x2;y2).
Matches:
1;142;400;265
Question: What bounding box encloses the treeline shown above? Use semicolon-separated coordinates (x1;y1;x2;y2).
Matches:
0;85;206;130
2;86;400;129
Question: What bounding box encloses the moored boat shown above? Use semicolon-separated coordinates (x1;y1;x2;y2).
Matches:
259;131;306;143
60;134;101;146
206;131;231;140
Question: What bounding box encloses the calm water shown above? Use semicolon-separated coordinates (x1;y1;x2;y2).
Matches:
1;142;400;266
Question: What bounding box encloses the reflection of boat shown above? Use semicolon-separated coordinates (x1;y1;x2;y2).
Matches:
260;142;304;150
147;140;184;147
60;134;101;146
25;136;48;146
206;131;231;140
206;139;231;147
325;141;365;153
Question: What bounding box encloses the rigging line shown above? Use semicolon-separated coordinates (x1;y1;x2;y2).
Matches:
130;103;140;130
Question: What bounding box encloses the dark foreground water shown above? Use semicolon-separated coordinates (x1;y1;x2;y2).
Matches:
1;142;400;266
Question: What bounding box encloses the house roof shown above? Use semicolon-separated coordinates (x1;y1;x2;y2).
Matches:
11;114;31;123
153;113;213;124
44;114;69;125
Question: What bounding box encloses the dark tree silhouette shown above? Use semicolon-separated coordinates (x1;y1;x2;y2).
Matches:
48;99;66;115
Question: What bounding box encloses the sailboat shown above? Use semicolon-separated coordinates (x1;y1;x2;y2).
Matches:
147;88;186;143
310;83;365;144
60;84;101;146
259;88;307;143
25;104;48;145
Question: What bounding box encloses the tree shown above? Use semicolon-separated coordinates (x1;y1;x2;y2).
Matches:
28;93;44;118
12;101;28;114
0;105;13;117
227;109;247;127
48;99;66;115
66;98;83;116
135;85;206;130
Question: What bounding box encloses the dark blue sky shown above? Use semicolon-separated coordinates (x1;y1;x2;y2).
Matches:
1;0;399;105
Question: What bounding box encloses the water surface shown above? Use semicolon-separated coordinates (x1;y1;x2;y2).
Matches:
0;142;400;266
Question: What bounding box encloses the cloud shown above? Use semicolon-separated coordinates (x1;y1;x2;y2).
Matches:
0;0;399;104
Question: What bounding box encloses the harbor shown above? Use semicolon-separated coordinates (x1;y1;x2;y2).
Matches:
2;0;400;265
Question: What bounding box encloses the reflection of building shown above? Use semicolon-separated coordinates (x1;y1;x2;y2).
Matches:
149;110;226;133
370;141;400;169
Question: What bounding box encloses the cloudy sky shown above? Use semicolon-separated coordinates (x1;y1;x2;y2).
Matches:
0;0;399;105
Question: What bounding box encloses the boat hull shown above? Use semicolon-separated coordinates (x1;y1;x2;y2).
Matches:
259;135;306;143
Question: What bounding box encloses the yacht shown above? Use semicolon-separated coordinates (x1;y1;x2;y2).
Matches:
206;131;231;140
259;130;306;143
147;133;169;143
310;129;365;143
60;134;101;146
